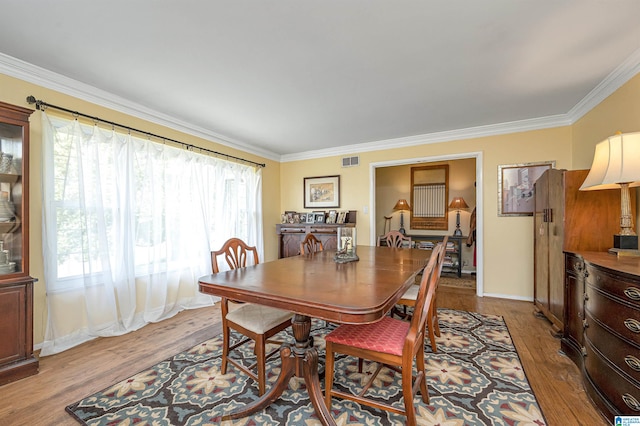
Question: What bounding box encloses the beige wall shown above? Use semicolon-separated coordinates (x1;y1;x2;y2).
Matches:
573;74;640;168
1;73;281;347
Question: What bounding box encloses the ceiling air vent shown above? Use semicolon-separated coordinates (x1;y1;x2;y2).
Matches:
342;156;360;167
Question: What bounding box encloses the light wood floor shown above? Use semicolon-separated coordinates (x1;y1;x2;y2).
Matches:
0;287;608;426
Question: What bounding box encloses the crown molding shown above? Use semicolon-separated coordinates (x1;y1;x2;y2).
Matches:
280;114;571;162
0;53;280;162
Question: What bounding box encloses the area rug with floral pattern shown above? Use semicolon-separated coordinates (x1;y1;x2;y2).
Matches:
66;309;547;425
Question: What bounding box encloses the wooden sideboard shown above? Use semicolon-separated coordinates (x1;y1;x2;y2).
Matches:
276;212;356;258
562;251;640;419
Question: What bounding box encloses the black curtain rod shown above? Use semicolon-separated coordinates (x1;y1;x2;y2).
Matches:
26;96;266;168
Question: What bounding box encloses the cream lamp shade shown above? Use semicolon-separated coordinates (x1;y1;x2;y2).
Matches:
580;131;640;251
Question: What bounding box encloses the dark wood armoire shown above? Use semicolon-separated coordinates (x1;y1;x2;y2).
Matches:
533;168;633;334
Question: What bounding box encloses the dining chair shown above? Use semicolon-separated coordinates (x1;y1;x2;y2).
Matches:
211;237;294;396
324;242;445;426
300;233;323;255
377;230;412;247
396;236;448;352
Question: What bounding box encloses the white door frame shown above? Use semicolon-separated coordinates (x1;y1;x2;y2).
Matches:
369;151;483;297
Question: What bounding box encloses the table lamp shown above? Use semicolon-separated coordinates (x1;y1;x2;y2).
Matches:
448;197;469;236
393;199;411;235
579;131;640;252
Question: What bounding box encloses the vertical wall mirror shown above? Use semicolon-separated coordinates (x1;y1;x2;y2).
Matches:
410;164;449;230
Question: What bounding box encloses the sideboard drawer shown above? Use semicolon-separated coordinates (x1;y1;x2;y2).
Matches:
585;311;640;383
585;340;640;414
586;284;640;346
586;264;640;310
566;253;584;275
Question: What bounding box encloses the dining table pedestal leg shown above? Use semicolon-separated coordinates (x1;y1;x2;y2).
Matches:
221;314;337;426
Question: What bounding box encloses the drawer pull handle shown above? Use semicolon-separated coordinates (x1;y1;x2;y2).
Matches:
625;355;640;372
581;346;587;357
582;319;589;329
624;286;640;301
622;393;640;411
574;261;583;272
624;318;640;334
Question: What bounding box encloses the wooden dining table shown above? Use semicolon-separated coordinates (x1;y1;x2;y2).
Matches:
198;245;431;425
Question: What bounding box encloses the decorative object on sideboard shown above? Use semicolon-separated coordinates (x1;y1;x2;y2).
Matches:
580;131;640;254
393;199;410;235
448;197;469;236
334;226;358;263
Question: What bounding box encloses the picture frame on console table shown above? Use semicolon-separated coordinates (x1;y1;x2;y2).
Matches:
498;161;555;216
304;175;340;209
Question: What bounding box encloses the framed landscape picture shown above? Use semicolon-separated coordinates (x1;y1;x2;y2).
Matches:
304;175;340;209
498;161;555;216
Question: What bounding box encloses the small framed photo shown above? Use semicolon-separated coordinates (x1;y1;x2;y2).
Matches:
285;211;296;224
299;213;307;223
293;213;301;224
336;211;347;224
313;211;326;223
304;175;340;209
305;213;315;224
326;210;337;224
498;161;555;216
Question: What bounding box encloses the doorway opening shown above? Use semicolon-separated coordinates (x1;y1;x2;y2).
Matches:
369;151;483;296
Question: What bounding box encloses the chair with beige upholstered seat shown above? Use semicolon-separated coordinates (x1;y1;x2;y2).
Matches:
300;233;323;255
211;237;293;396
324;242;445;426
377;230;412;248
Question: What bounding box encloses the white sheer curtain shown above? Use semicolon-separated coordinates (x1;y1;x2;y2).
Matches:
40;112;263;355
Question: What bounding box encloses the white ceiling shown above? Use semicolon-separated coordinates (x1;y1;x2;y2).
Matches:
1;1;640;161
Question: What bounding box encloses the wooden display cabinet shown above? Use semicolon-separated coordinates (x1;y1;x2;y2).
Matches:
0;101;38;385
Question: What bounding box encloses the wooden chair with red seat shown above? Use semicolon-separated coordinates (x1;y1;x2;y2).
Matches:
324;242;446;426
211;237;294;396
396;236;448;352
377;230;412;248
300;233;323;255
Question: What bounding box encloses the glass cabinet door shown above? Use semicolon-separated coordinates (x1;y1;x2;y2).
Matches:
0;101;32;279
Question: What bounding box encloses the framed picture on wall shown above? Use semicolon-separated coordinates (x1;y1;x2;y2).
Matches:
498;161;555;216
304;175;340;208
